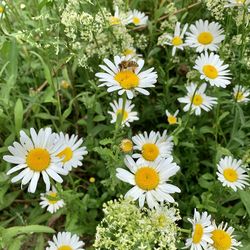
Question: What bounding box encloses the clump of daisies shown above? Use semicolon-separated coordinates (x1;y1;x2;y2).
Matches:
46;231;85;250
94;197;180;250
216;155;249;191
3;128;87;193
185;209;242;250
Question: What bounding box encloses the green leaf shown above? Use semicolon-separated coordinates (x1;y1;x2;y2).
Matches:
239;190;250;217
14;98;23;134
0;191;20;211
8;236;23;250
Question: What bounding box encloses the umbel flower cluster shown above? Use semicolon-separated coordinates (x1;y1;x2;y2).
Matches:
94;197;181;250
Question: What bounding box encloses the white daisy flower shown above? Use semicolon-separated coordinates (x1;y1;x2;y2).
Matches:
95;55;158;99
165;109;179;125
185;19;225;52
225;0;250;8
194;52;231;88
56;132;88;172
3;128;68;193
109;6;130;26
185;209;214;250
178;83;217;116
46;231;85;250
217;156;249;192
161;22;188;56
208;222;242;250
116;155;181;209
128;9;148;26
108;98;139;127
132;130;173;163
40;186;65;214
0;1;6;19
233;85;250;103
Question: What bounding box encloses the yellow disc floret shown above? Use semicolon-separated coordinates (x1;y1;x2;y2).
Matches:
116;109;128;121
192;94;203;106
211;229;232;250
133;17;140;25
172;36;183;46
26;148;51;171
109;16;121;25
167;115;177;125
142;143;160;161
192;224;204;244
235;91;244;102
47;192;58;205
203;65;218;79
58;246;73;250
135;167;160;190
114;71;139;89
57;147;73;163
223;168;238;182
120;139;133;153
198;32;213;45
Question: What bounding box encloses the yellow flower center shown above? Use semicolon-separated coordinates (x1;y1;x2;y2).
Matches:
120;139;133;153
58;246;73;250
26;148;51;171
116;109;128;121
133;17;140;25
211;229;232;250
167;115;177;125
223;168;238;182
61;80;71;89
236;0;246;3
192;224;204;244
89;177;95;183
198;32;213;45
114;70;139;89
123;49;134;56
203;65;218;79
47;192;58;204
135;167;160;190
192;94;203;106
235;91;244;101
172;36;183;46
142;143;160;161
109;16;121;25
157;214;167;228
57;147;73;163
0;6;4;13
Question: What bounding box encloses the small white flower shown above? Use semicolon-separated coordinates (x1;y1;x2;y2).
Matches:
178;83;217;116
161;22;188;56
194;52;231;88
0;1;6;19
128;9;148;26
95;55;158;99
116;155;180;209
108;98;139;127
208;221;242;250
185;209;214;250
40;186;64;214
132;130;173;163
56;132;88;172
46;231;85;250
225;0;250;8
185;19;225;52
3;128;68;193
233;85;250;103
217;156;249;191
109;6;130;26
165;109;179;125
